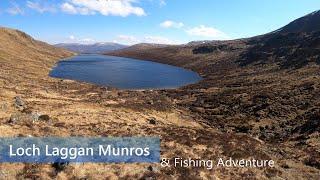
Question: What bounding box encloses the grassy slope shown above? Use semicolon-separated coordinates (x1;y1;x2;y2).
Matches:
107;19;320;177
0;26;318;178
0;27;75;86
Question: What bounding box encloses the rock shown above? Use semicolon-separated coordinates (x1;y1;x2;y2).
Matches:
147;165;153;171
14;96;25;106
7;112;37;125
191;107;206;113
147;165;159;172
22;107;33;114
54;122;66;127
8;113;21;124
52;161;69;174
235;125;252;133
14;96;26;110
38;114;50;121
280;163;290;169
107;91;119;99
17;134;33;137
148;118;156;125
147;100;154;105
31;112;41;122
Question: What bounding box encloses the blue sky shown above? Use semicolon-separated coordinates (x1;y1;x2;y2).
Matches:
0;0;320;45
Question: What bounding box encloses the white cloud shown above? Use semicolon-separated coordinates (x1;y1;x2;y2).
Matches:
114;35;140;45
27;1;56;13
61;0;146;17
114;35;179;45
160;20;184;28
65;35;96;44
61;3;77;14
61;2;92;15
144;36;177;44
159;0;166;7
7;2;24;15
69;35;75;40
186;25;229;40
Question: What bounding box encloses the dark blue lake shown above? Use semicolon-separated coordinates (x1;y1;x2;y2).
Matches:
50;54;202;90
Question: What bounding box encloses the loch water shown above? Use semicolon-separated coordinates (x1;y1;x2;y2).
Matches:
50;54;202;90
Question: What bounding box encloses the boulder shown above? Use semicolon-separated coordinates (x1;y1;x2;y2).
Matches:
52;161;69;174
148;118;157;125
39;114;50;121
8;113;21;124
8;112;33;124
31;112;41;122
14;96;26;111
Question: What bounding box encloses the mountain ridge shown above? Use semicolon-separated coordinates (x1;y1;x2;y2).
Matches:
55;42;127;54
106;11;320;174
237;10;320;68
0;10;319;178
276;10;320;34
0;27;74;81
108;9;320;70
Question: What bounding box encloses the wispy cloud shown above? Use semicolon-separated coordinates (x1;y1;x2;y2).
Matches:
61;2;93;15
7;2;24;15
65;35;96;44
144;36;177;44
61;0;146;17
69;35;76;40
160;20;184;28
159;20;229;40
186;25;229;40
114;35;140;45
114;35;179;45
27;1;56;13
159;0;166;7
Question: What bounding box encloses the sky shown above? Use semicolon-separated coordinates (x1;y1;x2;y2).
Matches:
0;0;320;45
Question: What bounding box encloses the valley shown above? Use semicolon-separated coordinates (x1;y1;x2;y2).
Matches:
0;10;320;179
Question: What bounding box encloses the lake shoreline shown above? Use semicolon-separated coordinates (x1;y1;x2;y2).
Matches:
1;26;319;178
50;54;202;90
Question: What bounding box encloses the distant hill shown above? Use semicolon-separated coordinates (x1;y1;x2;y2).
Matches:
109;9;320;70
107;40;246;72
109;10;320;70
55;42;128;54
106;11;320;166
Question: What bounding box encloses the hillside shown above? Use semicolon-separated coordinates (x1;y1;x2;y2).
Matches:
107;10;320;176
237;10;320;69
0;27;271;179
276;10;320;34
0;26;293;179
55;42;127;54
108;40;248;76
0;10;319;179
109;10;320;70
0;27;75;87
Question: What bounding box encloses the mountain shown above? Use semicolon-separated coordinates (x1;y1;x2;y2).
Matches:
0;27;74;85
237;10;320;68
107;10;320;174
109;10;320;70
55;42;127;54
276;10;320;34
1;10;320;178
107;39;247;72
